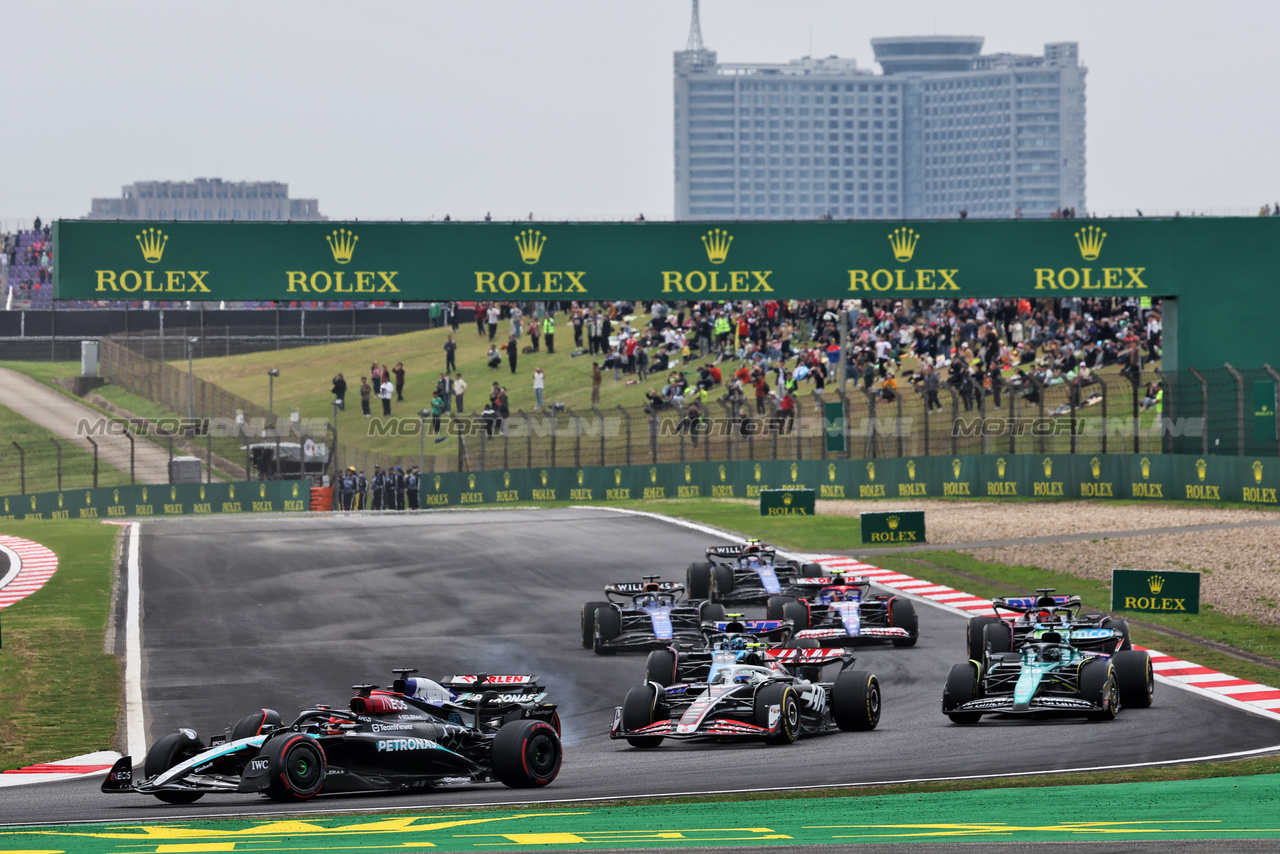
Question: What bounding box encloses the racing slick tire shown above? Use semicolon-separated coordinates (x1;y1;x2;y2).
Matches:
966;616;1002;662
801;562;829;579
1101;617;1133;651
765;595;796;621
943;662;983;725
492;719;562;787
230;709;282;742
581;601;609;649
754;683;801;744
889;597;919;648
1081;659;1120;721
645;649;679;687
621;684;668;748
1113;650;1154;709
832;669;882;731
592;606;621;655
262;733;327;801
783;601;811;631
686;561;714;600
698;601;727;623
143;729;208;804
710;565;735;602
982;621;1012;656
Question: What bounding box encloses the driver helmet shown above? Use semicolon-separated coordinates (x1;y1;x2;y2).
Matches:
826;588;844;602
733;671;756;684
726;636;748;651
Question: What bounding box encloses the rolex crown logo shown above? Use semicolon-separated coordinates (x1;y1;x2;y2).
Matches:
718;464;727;481
292;483;299;497
1148;575;1165;595
113;489;120;503
888;227;920;263
685;465;693;482
58;493;64;508
200;486;206;500
887;514;900;530
30;496;36;510
578;469;585;485
1195;458;1207;482
1074;225;1106;261
136;227;168;263
1090;456;1101;479
540;469;549;485
1140;456;1151;479
866;461;876;481
828;462;837;481
515;229;546;265
503;471;511;488
783;493;793;506
1253;460;1264;484
326;228;358;264
753;464;761;482
997;457;1007;478
614;468;622;485
1042;457;1053;478
433;475;441;490
701;228;733;265
907;460;916;480
85;491;92;505
650;467;658;483
228;485;234;499
142;487;148;501
259;483;266;497
468;474;476;489
171;486;177;501
790;462;798;481
952;458;962;479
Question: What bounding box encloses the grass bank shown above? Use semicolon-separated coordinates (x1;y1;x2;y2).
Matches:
0;519;122;770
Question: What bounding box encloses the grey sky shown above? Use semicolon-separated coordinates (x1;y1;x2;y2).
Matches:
3;0;1276;223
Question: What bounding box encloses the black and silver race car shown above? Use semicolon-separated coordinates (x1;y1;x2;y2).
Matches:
964;588;1132;662
765;574;919;648
582;576;726;655
611;646;881;746
685;540;825;606
102;669;562;803
943;633;1153;724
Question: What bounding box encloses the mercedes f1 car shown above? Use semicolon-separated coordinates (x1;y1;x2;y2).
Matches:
102;669;562;803
582;576;726;655
964;588;1132;662
765;575;919;648
942;634;1153;724
611;646;881;746
685;540;825;606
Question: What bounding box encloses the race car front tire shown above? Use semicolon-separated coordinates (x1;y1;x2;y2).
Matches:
982;621;1012;656
621;684;668;748
832;669;881;731
966;616;1001;662
230;709;282;742
686;561;714;600
592;606;621;655
889;597;919;647
263;733;326;801
783;601;811;631
765;595;795;621
710;565;735;602
1101;617;1133;651
581;601;609;649
1081;659;1120;721
943;662;983;724
698;601;727;623
1113;650;1154;709
143;730;207;804
645;649;679;687
754;683;801;744
493;719;562;787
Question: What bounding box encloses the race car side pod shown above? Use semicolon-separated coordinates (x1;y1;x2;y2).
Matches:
101;756;135;792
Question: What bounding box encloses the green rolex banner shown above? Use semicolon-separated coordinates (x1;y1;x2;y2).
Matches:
760;489;816;516
861;510;926;544
1254;381;1277;443
0;480;310;521
1111;568;1200;614
824;400;846;453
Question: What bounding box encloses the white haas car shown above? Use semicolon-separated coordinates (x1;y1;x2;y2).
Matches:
765;572;919;648
610;645;881;747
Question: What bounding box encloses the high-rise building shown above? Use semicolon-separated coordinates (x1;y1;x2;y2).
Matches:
674;3;1086;220
87;178;325;221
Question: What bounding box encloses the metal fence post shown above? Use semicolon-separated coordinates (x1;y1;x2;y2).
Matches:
86;436;99;488
453;415;469;471
1224;362;1245;456
1068;383;1078;455
946;386;960;456
1096;377;1108;455
1187;367;1210;456
618;406;633;466
11;441;25;494
125;430;135;484
591;406;606;465
550;411;558;468
1035;376;1047;455
895;392;905;458
49;437;63;490
649;413;659;464
862;390;878;459
567;408;582;468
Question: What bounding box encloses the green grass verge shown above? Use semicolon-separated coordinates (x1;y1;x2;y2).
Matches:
0;520;122;770
0;401;135;495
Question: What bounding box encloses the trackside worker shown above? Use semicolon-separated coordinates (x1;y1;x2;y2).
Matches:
543;314;556;354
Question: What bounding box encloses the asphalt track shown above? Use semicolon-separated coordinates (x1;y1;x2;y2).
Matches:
2;507;1279;826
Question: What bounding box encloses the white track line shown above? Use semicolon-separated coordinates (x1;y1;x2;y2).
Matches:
125;521;145;759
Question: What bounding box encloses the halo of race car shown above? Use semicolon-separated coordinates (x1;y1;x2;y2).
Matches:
112;541;1157;804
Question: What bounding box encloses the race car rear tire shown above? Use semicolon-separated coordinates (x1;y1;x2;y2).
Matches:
645;649;679;687
982;621;1012;656
765;596;797;621
943;662;983;725
698;601;727;623
621;684;667;748
143;730;207;804
686;561;714;600
966;616;1001;662
592;606;620;655
1081;659;1120;721
230;709;282;742
754;683;801;744
581;601;609;649
493;719;562;787
710;565;735;602
1113;650;1154;709
1101;617;1133;651
263;733;327;801
889;597;919;648
783;601;811;631
801;562;828;579
832;669;881;731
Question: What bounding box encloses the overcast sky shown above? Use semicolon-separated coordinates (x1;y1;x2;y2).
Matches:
3;0;1276;224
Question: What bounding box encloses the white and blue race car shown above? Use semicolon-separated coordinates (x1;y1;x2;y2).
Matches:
766;574;919;648
582;577;726;655
686;540;824;606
